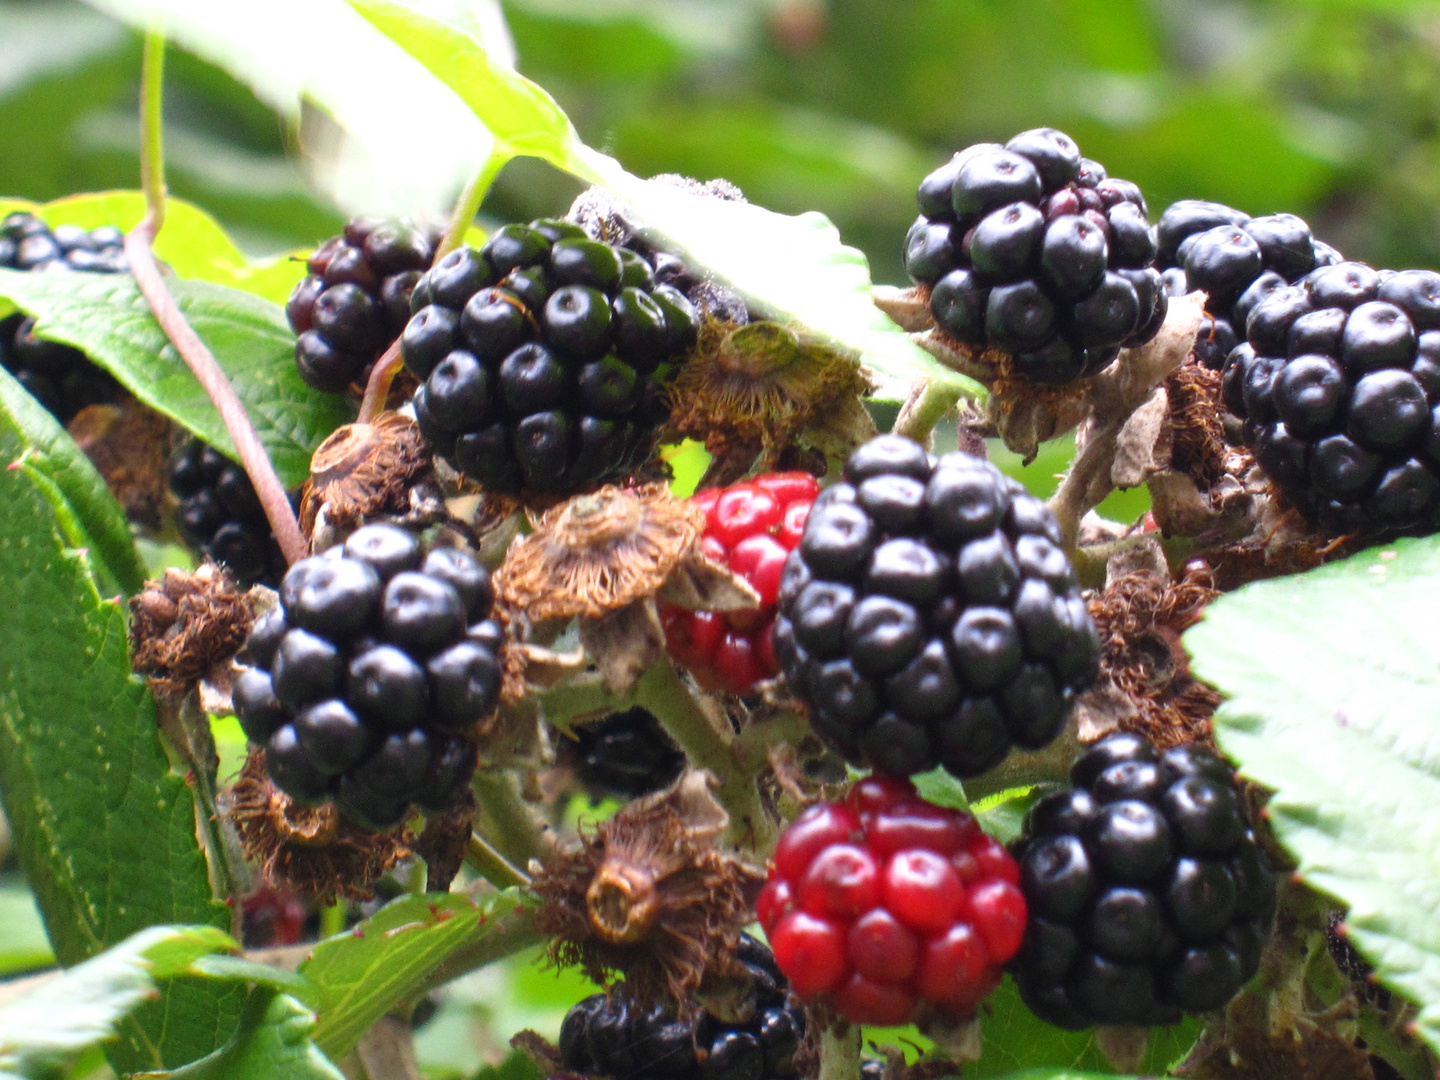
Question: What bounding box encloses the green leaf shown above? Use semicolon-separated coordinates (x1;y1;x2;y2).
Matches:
0;925;233;1080
0;269;351;486
0;364;144;596
138;990;343;1080
0;885;55;978
0;437;240;1072
345;0;977;403
1185;535;1440;1055
298;890;538;1061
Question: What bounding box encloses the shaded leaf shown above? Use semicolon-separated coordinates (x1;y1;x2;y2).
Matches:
1186;535;1440;1054
139;990;343;1080
0;269;351;486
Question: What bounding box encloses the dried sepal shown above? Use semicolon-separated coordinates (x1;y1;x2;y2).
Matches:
664;320;876;485
530;769;765;1016
298;411;431;537
225;748;410;902
129;563;252;695
68;398;173;531
578;599;667;696
500;641;588;705
495;483;705;622
412;791;477;893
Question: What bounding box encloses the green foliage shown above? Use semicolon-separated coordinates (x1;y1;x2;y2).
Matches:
137;990;343;1080
1186;535;1440;1054
0;269;350;486
0;925;233;1080
0;885;54;978
297;890;538;1061
0;414;238;1072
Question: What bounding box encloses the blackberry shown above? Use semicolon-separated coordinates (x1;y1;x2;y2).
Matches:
402;218;701;497
1010;733;1277;1029
0;211;127;423
905;129;1165;384
231;524;503;828
662;472;820;695
566;706;685;801
1154;200;1339;371
1223;262;1440;535
286;215;442;393
773;435;1099;780
168;438;288;587
760;776;1024;1024
558;937;804;1080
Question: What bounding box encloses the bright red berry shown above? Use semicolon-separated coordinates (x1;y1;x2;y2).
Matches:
765;781;1021;1025
661;472;819;694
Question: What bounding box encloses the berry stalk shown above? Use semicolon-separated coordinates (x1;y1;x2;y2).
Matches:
125;30;306;566
817;1024;861;1080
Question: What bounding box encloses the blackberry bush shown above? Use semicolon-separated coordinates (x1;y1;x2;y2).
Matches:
1223;261;1440;535
905;128;1166;384
773;434;1099;779
286;215;441;393
758;775;1025;1025
559;936;804;1080
402;217;700;496
168;437;287;587
230;523;504;829
1155;200;1341;371
0;211;126;423
1010;733;1278;1029
661;471;820;695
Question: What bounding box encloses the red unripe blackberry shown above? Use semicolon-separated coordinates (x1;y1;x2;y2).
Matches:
774;435;1098;779
907;130;1164;384
286;215;441;392
763;777;1023;1025
1009;733;1278;1029
661;471;820;695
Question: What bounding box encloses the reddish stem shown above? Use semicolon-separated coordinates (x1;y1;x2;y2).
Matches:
124;221;309;566
356;339;403;426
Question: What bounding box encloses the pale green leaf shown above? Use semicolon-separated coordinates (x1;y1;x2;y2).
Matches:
1186;535;1440;1054
0;269;351;486
0;886;55;978
138;991;343;1080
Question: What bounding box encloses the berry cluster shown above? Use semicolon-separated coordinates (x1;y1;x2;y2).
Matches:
403;218;700;496
1156;200;1341;370
662;472;819;695
905;128;1166;384
231;524;504;829
566;707;685;801
169;438;287;588
773;435;1099;779
287;216;441;392
759;776;1025;1025
0;211;126;423
1222;261;1440;534
559;936;803;1080
1010;733;1277;1029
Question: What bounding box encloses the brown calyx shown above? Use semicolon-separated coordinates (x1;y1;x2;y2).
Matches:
225;748;412;902
298;411;431;535
494;483;705;622
1165;358;1228;492
129;564;252;694
68;397;173;531
530;772;765;1017
1086;564;1222;749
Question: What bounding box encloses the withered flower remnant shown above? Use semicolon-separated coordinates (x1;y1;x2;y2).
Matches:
299;411;432;539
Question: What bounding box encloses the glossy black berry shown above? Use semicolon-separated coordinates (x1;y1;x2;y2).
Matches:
1012;733;1277;1029
776;435;1097;780
167;439;290;587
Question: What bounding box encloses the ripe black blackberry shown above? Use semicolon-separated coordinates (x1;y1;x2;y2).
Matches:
772;434;1100;780
904;129;1166;385
401;217;700;497
1010;733;1277;1029
169;438;288;588
286;216;442;393
566;707;685;801
1222;261;1440;535
0;211;127;423
558;935;804;1080
231;524;504;829
1155;200;1341;372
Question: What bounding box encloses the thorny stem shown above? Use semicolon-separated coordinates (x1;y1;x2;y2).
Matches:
891;378;962;445
467;830;532;890
817;1024;861;1080
125;30;307;565
355;148;508;424
472;769;556;872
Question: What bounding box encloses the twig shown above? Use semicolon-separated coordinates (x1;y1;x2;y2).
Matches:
817;1024;861;1080
467;830;532;890
356;339;403;425
123;29;306;565
471;769;556;871
892;378;962;445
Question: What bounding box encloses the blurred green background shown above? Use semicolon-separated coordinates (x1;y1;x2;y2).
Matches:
2;0;1438;1074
